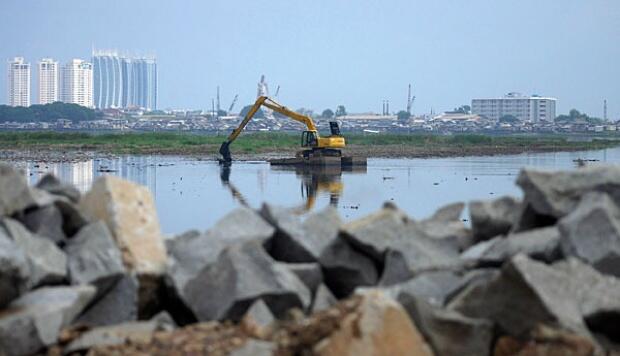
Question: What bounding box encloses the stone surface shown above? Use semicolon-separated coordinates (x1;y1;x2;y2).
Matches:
311;284;337;313
517;165;620;219
64;321;166;353
19;204;66;244
387;270;470;307
0;285;96;356
377;249;414;286
280;262;323;293
462;226;562;265
402;296;493;356
448;254;600;336
344;207;461;274
183;240;310;321
0;230;30;308
559;192;620;277
319;237;378;298
165;207;275;298
65;221;125;295
313;290;433;356
470;196;520;241
1;217;67;288
0;163;54;216
79;175;167;276
551;258;620;323
54;199;89;238
230;339;276;356
36;173;81;203
76;273;139;327
418;202;474;252
263;204;341;263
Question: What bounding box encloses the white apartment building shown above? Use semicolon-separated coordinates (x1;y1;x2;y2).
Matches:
472;92;557;123
60;59;93;108
7;57;30;107
38;58;59;104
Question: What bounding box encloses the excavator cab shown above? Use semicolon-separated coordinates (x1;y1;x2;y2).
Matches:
301;131;318;148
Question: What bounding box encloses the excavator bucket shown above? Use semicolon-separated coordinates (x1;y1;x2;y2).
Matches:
219;141;232;163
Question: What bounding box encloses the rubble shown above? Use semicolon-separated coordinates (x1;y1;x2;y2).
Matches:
79;175;167;276
182;240;311;321
402;296;493;356
469;196;520;241
1;163;620;355
312;290;433;356
65;221;125;295
0;285;96;356
462;226;562;265
559;191;620;277
262;204;341;262
1;217;67;288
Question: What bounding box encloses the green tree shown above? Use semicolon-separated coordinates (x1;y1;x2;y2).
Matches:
555;109;605;124
335;105;347;117
0;102;96;123
321;109;334;119
397;110;411;121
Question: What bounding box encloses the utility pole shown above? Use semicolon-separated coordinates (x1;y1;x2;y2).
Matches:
604;99;608;121
216;86;221;113
212;98;215;119
407;84;412;114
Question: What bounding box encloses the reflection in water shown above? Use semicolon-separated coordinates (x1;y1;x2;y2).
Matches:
9;146;620;234
23;156;158;194
219;163;250;208
220;163;367;213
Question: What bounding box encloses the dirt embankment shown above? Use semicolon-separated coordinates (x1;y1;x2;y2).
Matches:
0;142;615;163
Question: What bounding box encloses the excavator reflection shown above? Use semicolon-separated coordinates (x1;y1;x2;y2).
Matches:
219;164;366;213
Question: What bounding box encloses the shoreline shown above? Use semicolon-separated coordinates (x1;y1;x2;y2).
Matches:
0;143;616;163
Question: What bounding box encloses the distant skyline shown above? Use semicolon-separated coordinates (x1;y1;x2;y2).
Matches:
1;0;619;118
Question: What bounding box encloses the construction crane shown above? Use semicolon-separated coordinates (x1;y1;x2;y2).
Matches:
219;96;345;163
228;94;239;113
274;85;280;98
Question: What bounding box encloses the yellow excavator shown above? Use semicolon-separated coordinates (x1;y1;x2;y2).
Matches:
219;96;346;163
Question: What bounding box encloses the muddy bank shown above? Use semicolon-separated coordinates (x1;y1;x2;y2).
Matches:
1;142;617;163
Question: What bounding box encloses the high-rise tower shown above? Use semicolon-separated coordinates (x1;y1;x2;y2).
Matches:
92;50;157;110
7;57;30;107
60;59;93;108
38;58;59;104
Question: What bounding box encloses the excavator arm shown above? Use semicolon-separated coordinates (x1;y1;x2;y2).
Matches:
219;96;320;162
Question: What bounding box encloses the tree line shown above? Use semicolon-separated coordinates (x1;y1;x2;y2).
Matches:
0;102;97;123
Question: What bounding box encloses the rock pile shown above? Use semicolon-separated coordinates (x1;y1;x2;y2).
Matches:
2;162;620;355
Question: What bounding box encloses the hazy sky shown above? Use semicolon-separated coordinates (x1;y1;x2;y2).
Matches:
1;0;619;117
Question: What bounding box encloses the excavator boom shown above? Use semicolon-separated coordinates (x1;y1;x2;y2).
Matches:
219;96;344;162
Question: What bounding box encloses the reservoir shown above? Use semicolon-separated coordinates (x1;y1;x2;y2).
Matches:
12;147;619;235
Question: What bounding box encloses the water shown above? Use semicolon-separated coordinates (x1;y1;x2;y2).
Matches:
15;147;619;235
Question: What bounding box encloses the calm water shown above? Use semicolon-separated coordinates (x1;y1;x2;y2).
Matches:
12;148;619;235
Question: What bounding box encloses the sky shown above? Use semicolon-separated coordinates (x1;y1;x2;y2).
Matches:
1;0;619;117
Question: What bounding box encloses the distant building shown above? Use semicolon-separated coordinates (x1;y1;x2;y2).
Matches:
93;51;124;109
93;50;157;110
7;57;30;107
130;57;157;111
472;92;556;123
38;58;59;104
60;59;93;108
